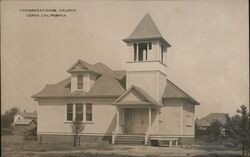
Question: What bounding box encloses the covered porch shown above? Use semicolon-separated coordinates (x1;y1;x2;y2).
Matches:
112;86;161;145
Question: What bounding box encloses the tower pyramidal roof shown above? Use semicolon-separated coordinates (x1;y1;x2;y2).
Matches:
123;13;171;47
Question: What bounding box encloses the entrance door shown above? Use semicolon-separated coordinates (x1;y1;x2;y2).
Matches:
124;109;133;134
132;109;148;134
124;109;148;134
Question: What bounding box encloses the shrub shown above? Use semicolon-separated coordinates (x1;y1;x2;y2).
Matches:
23;126;37;141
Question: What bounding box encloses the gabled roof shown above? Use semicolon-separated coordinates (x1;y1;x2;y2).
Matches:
113;85;160;107
32;75;125;99
87;74;125;97
162;80;199;105
32;61;126;99
123;13;171;47
196;113;227;127
14;119;35;126
94;63;126;80
33;60;199;105
67;59;101;75
15;112;37;119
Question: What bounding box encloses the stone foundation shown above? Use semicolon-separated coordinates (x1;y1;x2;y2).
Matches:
37;134;194;145
150;136;195;146
37;134;112;144
178;137;195;145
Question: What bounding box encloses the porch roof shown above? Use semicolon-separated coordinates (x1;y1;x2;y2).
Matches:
113;85;161;107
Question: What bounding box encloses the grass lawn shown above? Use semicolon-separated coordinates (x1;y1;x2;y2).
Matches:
1;135;242;157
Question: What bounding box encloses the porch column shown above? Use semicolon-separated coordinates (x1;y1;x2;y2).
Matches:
116;108;119;131
148;108;151;133
143;50;147;61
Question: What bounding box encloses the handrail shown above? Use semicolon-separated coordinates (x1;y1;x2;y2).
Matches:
112;127;119;144
144;130;150;145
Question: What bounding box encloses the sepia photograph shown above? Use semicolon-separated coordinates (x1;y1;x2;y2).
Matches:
1;0;249;156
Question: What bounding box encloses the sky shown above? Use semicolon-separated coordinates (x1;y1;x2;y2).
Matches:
1;0;249;118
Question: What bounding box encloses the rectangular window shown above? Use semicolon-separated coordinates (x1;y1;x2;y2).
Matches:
86;103;93;121
138;43;147;61
75;103;83;121
133;43;137;61
67;104;73;121
66;103;93;122
149;42;152;50
77;75;83;89
161;45;164;62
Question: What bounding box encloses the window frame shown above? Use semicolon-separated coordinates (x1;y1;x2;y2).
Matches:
65;102;93;123
161;45;164;62
133;42;152;62
66;103;74;121
75;103;84;122
77;74;83;90
133;43;137;62
86;103;93;122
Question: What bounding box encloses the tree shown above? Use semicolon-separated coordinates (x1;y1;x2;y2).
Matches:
71;120;84;147
1;107;20;128
207;119;223;142
195;120;203;139
23;126;37;141
224;105;249;157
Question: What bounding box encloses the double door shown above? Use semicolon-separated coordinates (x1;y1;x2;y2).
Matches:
124;109;148;134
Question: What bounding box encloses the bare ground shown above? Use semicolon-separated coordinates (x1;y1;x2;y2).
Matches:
1;135;242;157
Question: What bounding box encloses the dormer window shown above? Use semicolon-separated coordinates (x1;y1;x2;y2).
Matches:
68;60;100;93
77;75;83;90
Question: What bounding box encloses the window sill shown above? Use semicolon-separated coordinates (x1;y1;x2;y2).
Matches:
64;121;94;124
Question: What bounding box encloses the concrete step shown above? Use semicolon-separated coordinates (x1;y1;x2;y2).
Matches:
115;140;145;145
116;137;144;140
115;134;145;145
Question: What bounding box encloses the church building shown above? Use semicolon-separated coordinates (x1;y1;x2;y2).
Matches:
32;13;199;145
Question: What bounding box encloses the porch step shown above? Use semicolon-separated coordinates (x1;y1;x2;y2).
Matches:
115;134;145;145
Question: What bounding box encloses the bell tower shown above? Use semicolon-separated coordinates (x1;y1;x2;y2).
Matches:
123;13;171;102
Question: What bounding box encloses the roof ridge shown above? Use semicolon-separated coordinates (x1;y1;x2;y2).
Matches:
67;59;101;74
102;74;125;92
123;14;171;47
94;62;124;80
131;13;162;38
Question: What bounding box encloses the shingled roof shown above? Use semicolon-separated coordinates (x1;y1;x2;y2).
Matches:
196;113;227;127
32;62;126;99
162;80;199;105
14;119;36;126
33;61;198;106
15;112;37;119
123;13;171;47
67;59;101;74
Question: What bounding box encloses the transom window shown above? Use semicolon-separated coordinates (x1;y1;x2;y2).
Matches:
77;75;83;90
66;103;93;122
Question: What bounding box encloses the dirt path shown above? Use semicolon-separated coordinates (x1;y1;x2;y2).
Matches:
12;145;241;157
